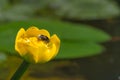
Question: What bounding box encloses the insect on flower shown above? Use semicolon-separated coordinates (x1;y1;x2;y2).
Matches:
38;35;50;43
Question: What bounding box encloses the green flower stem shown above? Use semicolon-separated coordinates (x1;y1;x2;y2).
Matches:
11;60;30;80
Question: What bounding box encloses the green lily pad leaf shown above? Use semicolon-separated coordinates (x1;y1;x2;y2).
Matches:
56;41;104;59
0;20;110;59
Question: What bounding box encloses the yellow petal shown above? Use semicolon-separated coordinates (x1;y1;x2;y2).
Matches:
15;28;25;40
44;44;57;61
18;37;40;63
50;34;60;57
15;28;26;55
24;44;40;63
15;39;27;56
25;41;48;63
26;26;50;38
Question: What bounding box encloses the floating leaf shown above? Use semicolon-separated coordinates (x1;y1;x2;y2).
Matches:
0;20;111;59
56;41;104;59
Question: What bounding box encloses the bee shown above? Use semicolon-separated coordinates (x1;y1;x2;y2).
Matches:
38;35;50;43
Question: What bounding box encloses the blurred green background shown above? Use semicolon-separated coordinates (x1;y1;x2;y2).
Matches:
0;0;120;80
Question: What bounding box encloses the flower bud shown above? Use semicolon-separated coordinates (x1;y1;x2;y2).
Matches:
15;27;60;63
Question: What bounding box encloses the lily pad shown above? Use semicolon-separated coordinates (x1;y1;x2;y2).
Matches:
56;41;104;59
0;20;111;59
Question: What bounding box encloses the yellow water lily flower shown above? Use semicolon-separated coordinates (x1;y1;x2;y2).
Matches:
15;26;60;63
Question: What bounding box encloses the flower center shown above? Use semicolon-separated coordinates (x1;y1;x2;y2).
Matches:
38;35;50;43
